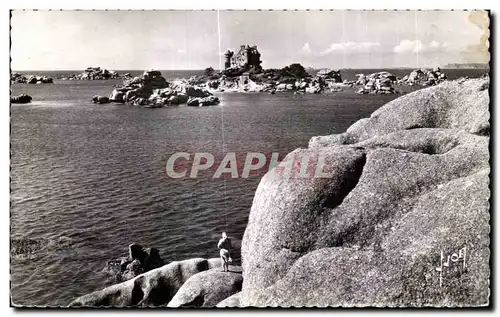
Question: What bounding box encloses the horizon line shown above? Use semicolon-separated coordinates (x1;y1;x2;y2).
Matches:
12;65;488;72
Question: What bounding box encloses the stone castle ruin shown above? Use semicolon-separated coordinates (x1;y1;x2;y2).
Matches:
224;45;262;71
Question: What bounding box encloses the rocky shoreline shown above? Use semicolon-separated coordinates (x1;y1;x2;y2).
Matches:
12;64;483;109
87;65;459;108
69;76;489;307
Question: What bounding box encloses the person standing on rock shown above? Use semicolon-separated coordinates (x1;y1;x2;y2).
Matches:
217;232;232;272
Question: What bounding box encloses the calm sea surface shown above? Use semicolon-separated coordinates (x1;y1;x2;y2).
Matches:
10;69;485;306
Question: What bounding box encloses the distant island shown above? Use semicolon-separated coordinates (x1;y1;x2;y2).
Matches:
443;63;489;69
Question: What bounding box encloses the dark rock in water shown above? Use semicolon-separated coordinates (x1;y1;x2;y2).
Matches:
316;69;342;83
128;243;146;262
27;75;38;84
208;80;219;89
10;94;32;104
10;72;24;83
107;70;173;107
167;95;180;104
40;76;53;83
70;257;222;307
144;70;162;77
199;96;220;106
127;259;143;271
169;93;188;105
10;73;52;84
240;78;490;307
402;68;448;86
187;96;220;107
167;266;243;308
124;89;141;103
102;256;129;280
65;67;123;80
280;63;309;78
187;98;200;107
109;90;125;103
91;95;110;104
356;72;397;94
185;85;211;98
22;75;54;84
102;243;164;282
143;247;164;271
122;259;144;280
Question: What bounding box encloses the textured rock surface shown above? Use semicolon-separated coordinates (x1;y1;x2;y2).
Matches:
241;78;490;307
167;266;243;307
69;257;221;307
310;78;489;149
216;292;241;307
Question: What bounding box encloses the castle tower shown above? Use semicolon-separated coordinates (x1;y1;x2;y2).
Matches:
245;45;253;66
224;50;233;69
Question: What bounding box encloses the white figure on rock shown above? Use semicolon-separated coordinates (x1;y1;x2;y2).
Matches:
217;232;232;272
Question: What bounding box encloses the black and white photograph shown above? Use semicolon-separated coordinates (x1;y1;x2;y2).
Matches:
9;8;491;308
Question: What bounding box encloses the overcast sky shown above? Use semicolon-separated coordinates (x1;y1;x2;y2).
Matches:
11;10;488;70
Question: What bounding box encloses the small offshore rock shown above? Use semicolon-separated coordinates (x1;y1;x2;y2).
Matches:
102;243;164;282
10;94;32;104
109;89;125;103
91;95;110;104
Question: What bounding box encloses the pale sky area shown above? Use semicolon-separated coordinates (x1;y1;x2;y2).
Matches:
11;10;489;70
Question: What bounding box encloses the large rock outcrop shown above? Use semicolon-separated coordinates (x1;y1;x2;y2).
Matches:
167;266;242;307
316;69;343;85
356;71;397;94
69;257;221;307
240;77;490;307
402;67;447;86
107;71;219;107
108;70;169;107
